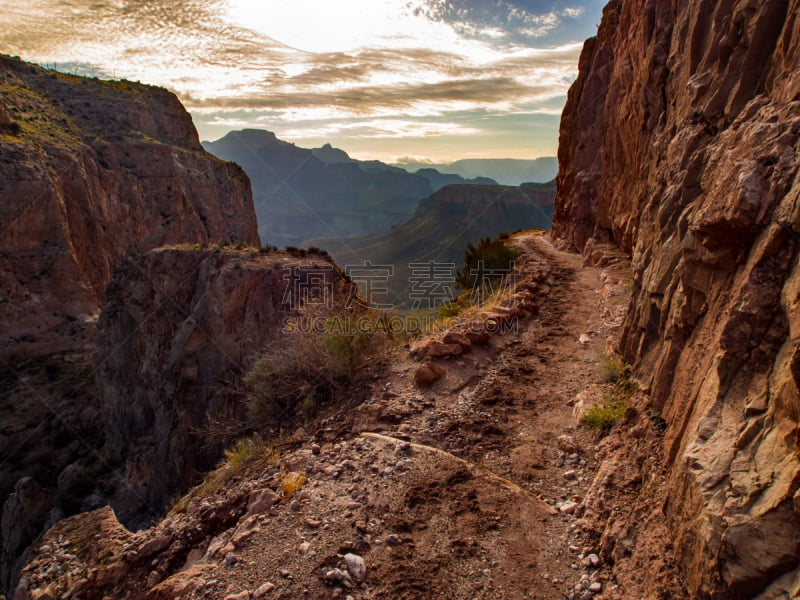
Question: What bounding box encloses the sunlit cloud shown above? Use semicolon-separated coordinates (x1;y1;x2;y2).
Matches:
282;119;482;140
0;0;606;160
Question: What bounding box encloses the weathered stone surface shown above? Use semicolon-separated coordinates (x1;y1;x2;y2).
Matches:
0;56;258;362
442;331;472;352
244;489;279;519
1;478;52;592
145;563;216;600
465;328;492;346
424;342;464;358
554;1;800;596
414;362;446;386
96;248;354;525
0;55;259;591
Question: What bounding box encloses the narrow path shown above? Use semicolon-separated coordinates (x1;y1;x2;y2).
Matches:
360;231;632;598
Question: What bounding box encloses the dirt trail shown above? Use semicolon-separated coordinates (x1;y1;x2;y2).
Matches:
15;233;633;600
218;231;633;600
349;232;632;598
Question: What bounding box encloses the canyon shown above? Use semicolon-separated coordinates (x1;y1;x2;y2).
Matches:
0;54;260;593
3;0;800;597
202;130;495;247
306;181;556;307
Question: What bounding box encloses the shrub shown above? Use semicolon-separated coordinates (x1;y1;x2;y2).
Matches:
170;434;278;514
583;356;635;432
582;393;629;431
602;357;632;388
321;316;371;376
281;471;306;498
244;317;372;429
455;236;519;299
436;292;471;320
243;335;333;429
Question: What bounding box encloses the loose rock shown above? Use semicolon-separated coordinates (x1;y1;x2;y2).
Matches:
344;553;367;582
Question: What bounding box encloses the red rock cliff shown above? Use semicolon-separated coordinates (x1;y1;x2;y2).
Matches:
554;0;800;597
0;56;259;359
96;247;356;525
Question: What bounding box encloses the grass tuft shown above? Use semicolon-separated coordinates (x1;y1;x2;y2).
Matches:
582;356;635;432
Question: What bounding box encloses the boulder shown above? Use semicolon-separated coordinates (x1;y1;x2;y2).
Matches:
442;331;472;352
414;362;445;386
424;342;463;358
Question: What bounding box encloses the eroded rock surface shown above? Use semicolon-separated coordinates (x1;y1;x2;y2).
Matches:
554;1;800;596
0;55;258;594
0;55;258;361
96;248;355;526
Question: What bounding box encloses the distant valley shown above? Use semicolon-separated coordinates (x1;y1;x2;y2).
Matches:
395;157;558;186
307;181;556;307
202;130;498;246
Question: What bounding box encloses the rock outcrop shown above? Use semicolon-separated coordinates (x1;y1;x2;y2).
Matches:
554;1;800;597
0;55;258;594
96;247;355;526
0;55;259;361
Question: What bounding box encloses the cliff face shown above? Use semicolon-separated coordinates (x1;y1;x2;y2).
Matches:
554;1;800;597
0;55;259;360
0;56;259;593
96;247;356;525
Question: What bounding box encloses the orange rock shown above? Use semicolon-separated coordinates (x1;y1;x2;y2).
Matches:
414;362;445;385
442;331;472;352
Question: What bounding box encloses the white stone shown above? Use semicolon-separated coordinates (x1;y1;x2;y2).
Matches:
344;553;367;582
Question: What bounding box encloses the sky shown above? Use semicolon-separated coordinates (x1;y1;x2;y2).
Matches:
0;0;606;162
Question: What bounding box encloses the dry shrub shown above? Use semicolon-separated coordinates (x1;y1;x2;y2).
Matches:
244;315;373;430
281;471;306;498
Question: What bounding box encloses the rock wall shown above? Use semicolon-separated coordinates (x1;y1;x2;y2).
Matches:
96;247;355;526
0;55;259;593
0;55;259;361
553;0;800;597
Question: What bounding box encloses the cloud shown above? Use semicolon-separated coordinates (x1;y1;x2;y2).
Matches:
1;0;601;158
282;119;483;140
185;76;560;116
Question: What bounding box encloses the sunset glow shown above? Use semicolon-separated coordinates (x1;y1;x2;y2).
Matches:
0;0;605;161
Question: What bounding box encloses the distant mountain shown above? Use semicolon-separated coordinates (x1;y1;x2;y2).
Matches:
395;157;558;186
413;168;496;191
311;143;496;188
203;131;498;245
305;181;556;307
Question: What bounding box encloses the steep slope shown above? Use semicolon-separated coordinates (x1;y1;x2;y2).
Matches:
203;130;433;246
0;56;258;359
0;55;259;594
13;232;632;600
553;1;800;597
308;181;555;307
96;247;356;527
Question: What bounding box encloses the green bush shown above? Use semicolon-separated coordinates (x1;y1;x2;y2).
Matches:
582;393;630;431
455;236;519;298
435;292;471;319
583;357;635;432
602;357;632;388
321;316;371;377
